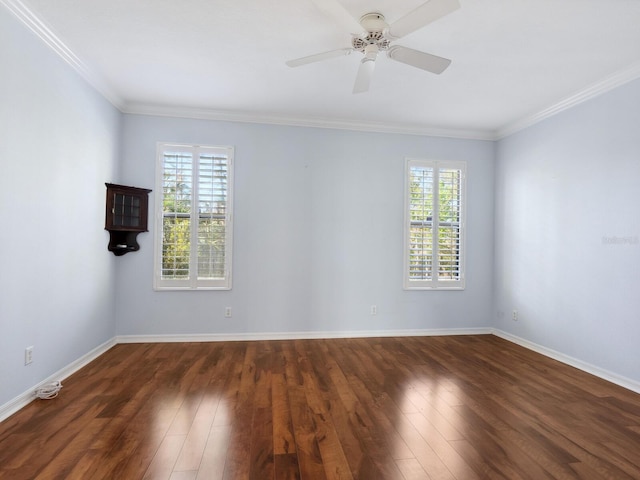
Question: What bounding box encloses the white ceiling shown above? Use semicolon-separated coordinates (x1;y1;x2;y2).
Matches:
10;0;640;138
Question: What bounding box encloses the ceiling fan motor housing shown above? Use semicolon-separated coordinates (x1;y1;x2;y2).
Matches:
285;0;461;93
352;13;390;53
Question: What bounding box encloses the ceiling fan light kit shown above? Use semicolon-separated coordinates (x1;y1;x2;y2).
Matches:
358;12;387;33
286;0;460;94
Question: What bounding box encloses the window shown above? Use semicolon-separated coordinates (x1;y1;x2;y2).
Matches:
154;143;234;290
404;159;465;290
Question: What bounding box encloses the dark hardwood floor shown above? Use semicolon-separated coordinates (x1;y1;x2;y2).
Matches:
1;335;639;479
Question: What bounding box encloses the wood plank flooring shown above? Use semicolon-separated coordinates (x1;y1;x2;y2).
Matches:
1;335;639;479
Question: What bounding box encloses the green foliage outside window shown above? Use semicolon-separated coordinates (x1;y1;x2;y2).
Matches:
162;171;192;279
161;155;228;281
409;167;461;280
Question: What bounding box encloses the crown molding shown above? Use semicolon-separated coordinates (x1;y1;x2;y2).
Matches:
5;0;640;142
121;102;496;141
496;61;640;139
117;59;640;141
1;0;125;109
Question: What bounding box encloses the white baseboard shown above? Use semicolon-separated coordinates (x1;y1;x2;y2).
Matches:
492;329;640;394
115;327;493;344
0;338;117;423
1;328;489;422
4;328;637;423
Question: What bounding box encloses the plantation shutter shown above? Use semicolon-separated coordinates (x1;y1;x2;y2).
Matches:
196;151;229;281
161;149;193;281
408;165;435;281
155;144;234;290
405;159;465;289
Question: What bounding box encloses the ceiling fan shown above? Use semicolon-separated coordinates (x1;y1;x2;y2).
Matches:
286;0;460;94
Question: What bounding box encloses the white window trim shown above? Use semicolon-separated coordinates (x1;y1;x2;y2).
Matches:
154;143;234;291
403;158;466;290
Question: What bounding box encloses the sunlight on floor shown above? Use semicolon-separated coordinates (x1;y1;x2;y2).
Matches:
147;393;229;479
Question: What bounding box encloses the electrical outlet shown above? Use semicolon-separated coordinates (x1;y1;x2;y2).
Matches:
225;307;232;318
25;346;33;365
370;305;377;315
512;309;518;321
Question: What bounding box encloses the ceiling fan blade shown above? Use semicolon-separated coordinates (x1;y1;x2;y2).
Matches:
309;0;363;34
286;48;353;67
353;58;376;94
387;45;451;74
386;0;460;40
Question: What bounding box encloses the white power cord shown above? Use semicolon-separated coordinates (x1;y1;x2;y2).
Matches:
35;381;63;399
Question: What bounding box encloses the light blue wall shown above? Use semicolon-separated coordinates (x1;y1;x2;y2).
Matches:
3;0;638;413
0;8;121;406
116;115;495;336
494;78;640;383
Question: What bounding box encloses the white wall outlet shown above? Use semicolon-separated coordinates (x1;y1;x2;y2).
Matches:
512;309;518;321
370;305;377;315
25;346;33;365
225;307;232;318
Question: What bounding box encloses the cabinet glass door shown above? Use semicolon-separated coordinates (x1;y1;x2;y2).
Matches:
113;193;141;227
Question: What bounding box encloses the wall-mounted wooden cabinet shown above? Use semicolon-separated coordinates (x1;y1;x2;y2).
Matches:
105;183;152;256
